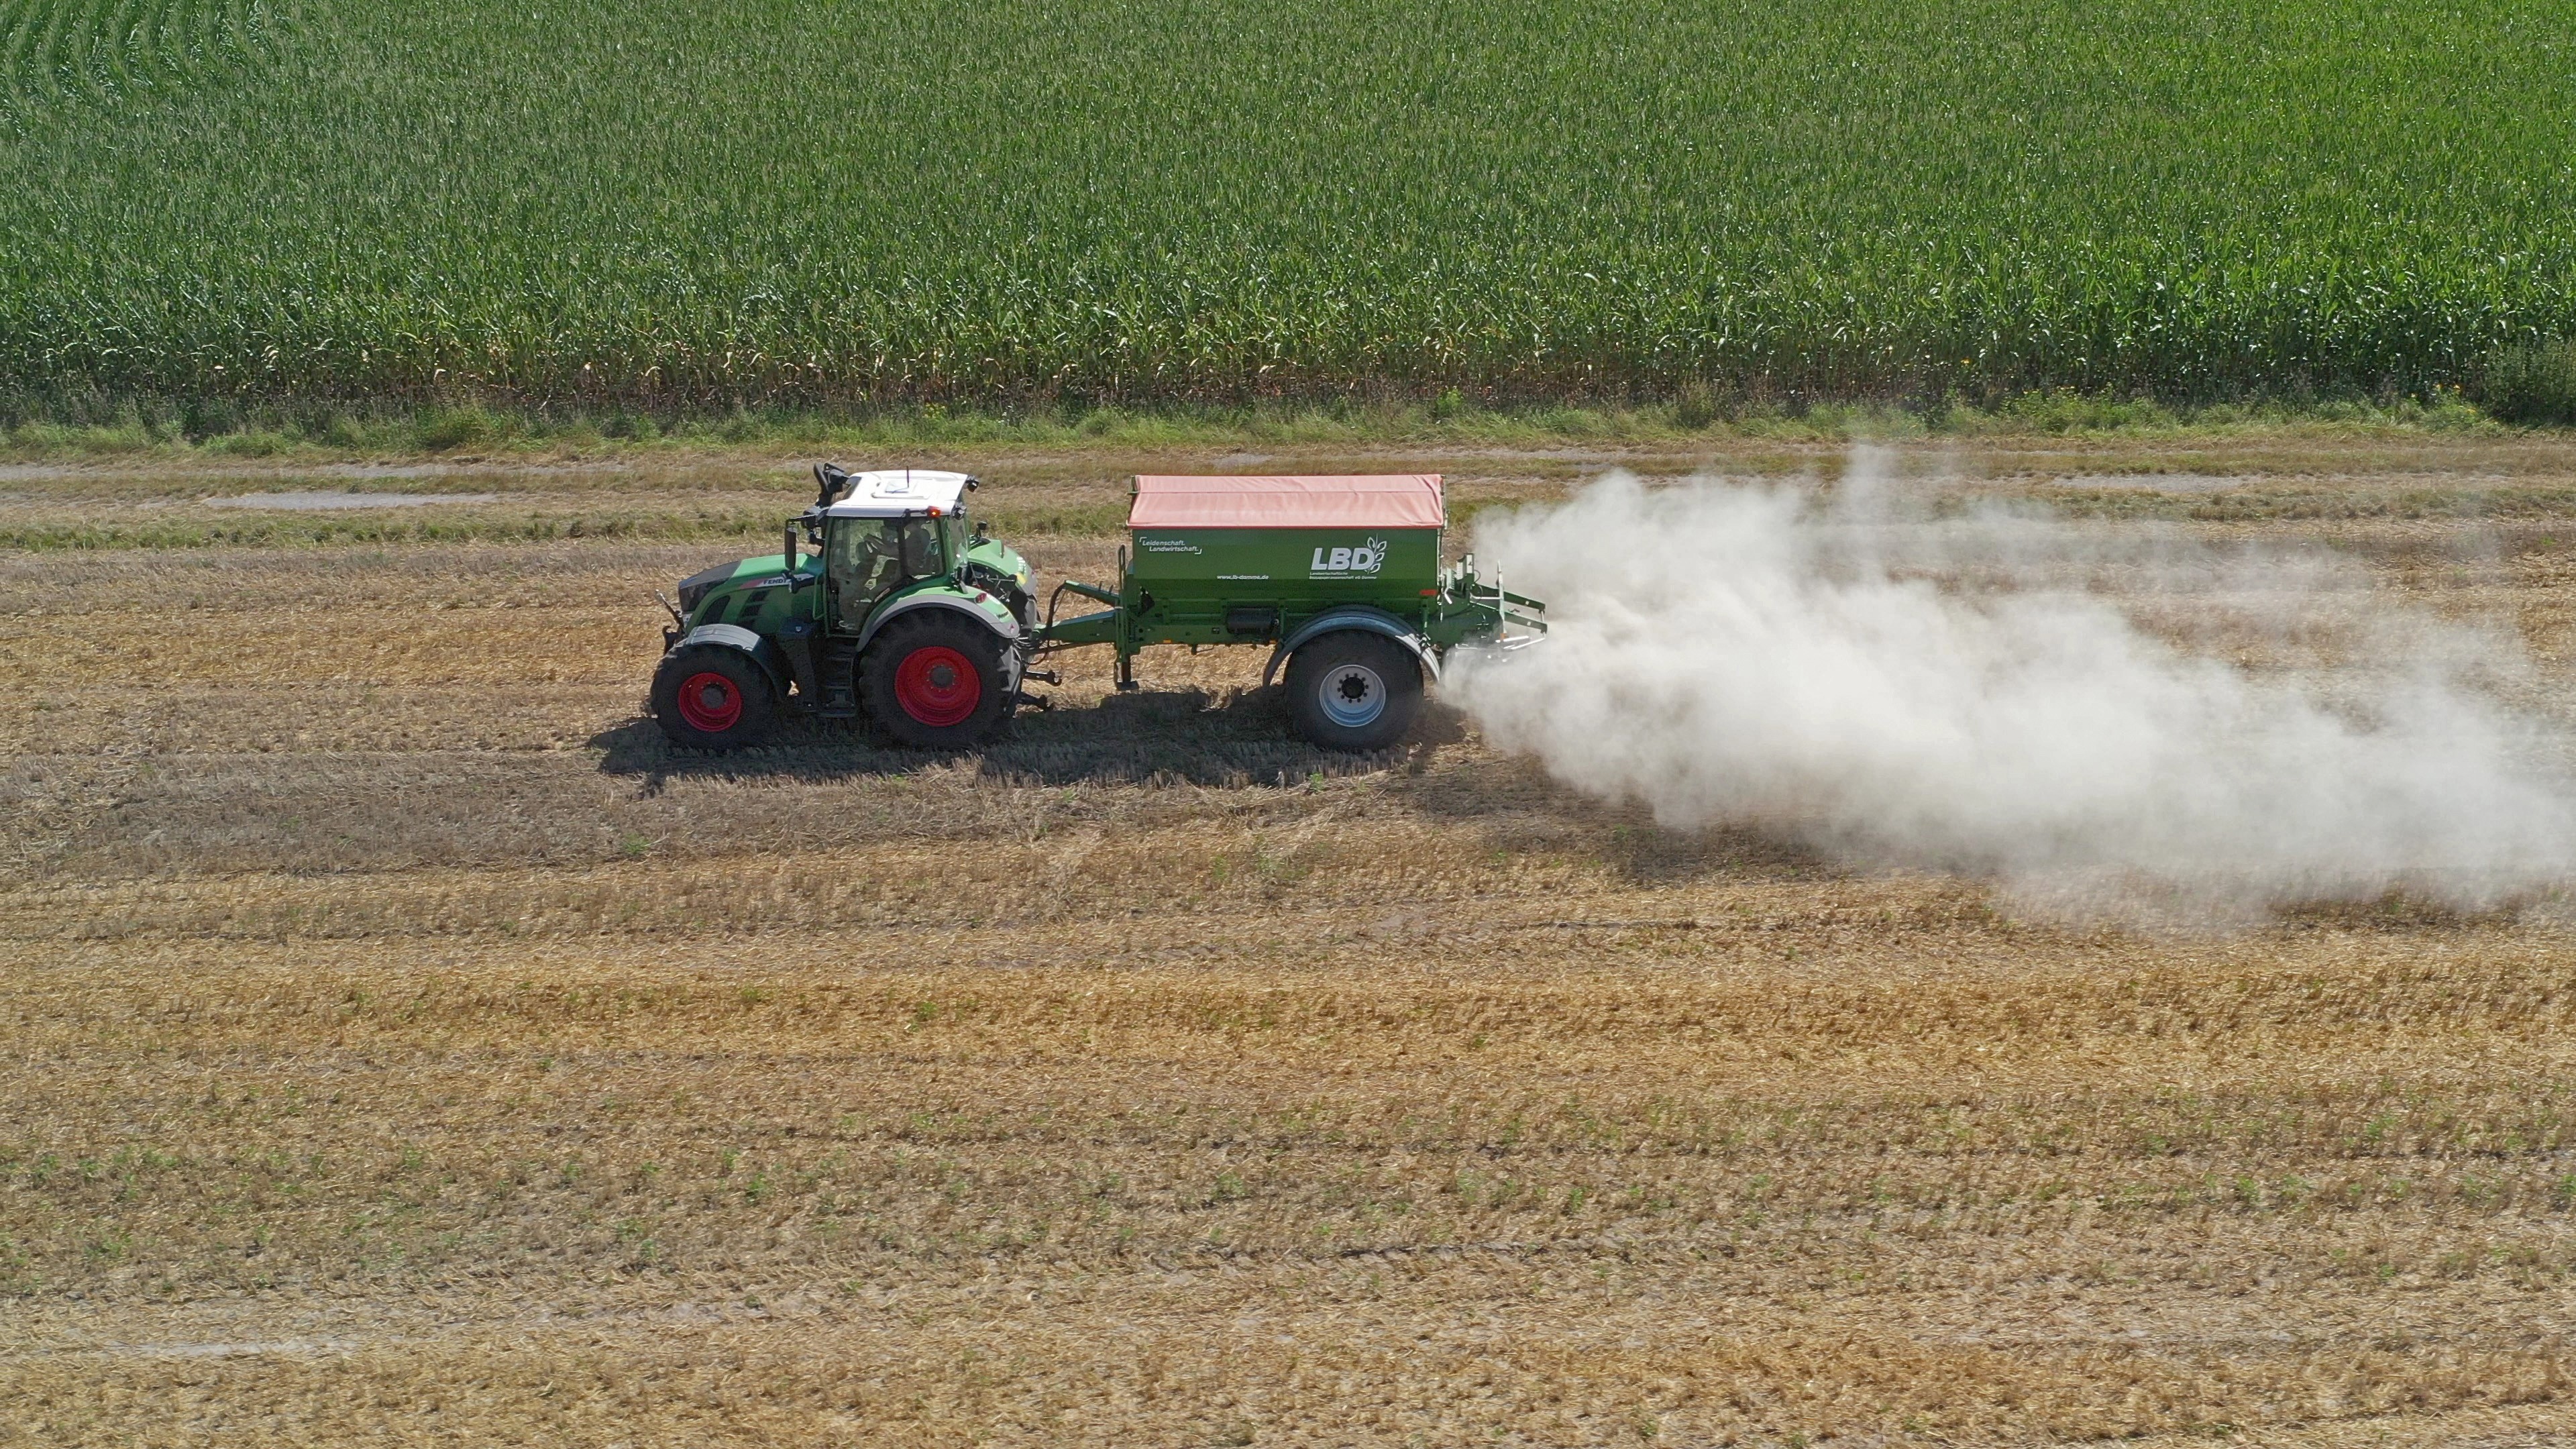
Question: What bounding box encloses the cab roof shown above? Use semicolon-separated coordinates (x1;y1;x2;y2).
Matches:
1128;474;1444;530
824;470;976;518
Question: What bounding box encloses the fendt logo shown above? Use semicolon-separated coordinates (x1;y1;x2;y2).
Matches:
1308;537;1389;578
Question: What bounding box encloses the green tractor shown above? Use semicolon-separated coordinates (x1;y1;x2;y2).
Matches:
650;466;1543;751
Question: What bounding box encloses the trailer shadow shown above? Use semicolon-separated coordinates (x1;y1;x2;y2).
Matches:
588;685;1468;790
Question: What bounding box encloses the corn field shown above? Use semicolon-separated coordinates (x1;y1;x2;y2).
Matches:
2;0;2572;405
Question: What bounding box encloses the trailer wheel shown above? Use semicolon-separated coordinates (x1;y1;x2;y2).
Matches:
1285;631;1422;751
863;612;1011;749
651;647;775;751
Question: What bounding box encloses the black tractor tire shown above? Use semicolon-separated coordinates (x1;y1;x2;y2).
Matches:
861;611;1013;749
1285;631;1424;751
651;647;777;751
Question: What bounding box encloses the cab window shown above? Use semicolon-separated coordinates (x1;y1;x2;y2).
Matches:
900;517;947;577
827;517;949;629
827;519;899;627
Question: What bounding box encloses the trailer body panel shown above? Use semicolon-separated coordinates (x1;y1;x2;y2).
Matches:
1127;524;1443;643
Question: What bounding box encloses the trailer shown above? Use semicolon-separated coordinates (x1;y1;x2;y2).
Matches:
647;466;1543;751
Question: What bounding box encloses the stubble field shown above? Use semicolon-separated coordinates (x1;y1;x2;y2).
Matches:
7;431;2576;1446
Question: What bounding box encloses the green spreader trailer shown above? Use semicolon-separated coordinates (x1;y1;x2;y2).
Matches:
649;466;1544;752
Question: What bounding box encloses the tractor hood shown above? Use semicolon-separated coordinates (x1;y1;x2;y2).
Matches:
678;553;798;612
966;533;1030;590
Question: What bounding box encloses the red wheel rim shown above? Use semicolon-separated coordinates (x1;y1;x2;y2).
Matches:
894;645;981;727
674;671;743;732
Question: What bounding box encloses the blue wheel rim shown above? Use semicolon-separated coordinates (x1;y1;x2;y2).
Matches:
1318;663;1386;729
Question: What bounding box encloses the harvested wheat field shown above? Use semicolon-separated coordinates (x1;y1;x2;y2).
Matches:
8;433;2576;1447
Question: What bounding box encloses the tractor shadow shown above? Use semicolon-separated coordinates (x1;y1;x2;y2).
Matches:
589;684;1468;791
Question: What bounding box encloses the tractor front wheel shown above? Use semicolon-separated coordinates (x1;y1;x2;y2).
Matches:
651;647;776;751
1285;631;1423;751
863;612;1011;749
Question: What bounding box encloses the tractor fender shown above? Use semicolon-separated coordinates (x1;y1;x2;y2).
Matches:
853;592;1023;657
1263;606;1438;689
662;622;788;697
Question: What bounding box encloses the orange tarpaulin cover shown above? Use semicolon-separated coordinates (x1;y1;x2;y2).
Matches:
1128;474;1445;530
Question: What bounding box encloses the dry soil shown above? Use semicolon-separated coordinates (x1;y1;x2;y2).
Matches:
7;433;2576;1447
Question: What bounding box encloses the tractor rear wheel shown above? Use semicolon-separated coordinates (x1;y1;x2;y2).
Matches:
863;612;1011;749
651;647;775;751
1285;631;1422;751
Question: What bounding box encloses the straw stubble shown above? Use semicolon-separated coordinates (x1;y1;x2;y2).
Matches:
5;440;2576;1445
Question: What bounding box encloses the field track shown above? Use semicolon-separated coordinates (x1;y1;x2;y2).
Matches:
8;434;2576;1444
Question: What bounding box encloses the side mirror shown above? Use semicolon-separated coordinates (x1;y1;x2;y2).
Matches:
812;462;851;508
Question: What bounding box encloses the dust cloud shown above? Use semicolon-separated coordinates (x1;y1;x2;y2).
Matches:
1449;451;2576;919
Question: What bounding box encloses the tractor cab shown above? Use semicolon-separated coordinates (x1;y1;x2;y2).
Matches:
812;469;977;630
801;465;1034;631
